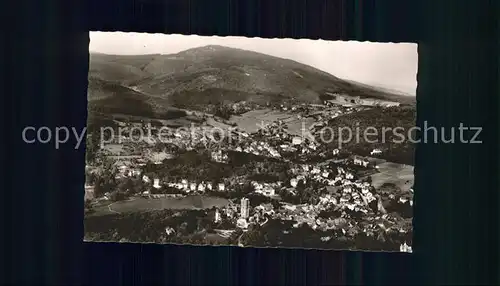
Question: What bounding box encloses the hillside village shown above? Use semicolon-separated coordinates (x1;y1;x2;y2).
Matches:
84;45;415;252
85;92;414;252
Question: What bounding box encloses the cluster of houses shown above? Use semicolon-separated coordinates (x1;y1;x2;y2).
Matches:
251;181;280;197
159;178;227;194
399;241;413;253
215;198;271;231
211;149;229;163
232;140;281;158
116;164;142;179
324;92;400;108
258;120;290;139
288;164;357;190
353;157;371;168
230;101;257;114
277;103;299;112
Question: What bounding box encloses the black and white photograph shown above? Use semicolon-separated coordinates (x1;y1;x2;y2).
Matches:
84;32;417;252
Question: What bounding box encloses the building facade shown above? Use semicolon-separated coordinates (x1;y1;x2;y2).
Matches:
240;198;250;218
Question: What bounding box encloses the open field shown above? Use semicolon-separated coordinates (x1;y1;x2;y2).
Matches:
107;155;142;160
285;117;316;136
90;195;231;216
102;144;124;154
370;162;414;192
205;233;230;244
229;109;293;133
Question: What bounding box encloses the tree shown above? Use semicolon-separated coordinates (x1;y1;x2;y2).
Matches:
270;200;281;210
93;159;118;198
117;178;134;193
85;134;100;163
214;103;232;120
240;228;263;247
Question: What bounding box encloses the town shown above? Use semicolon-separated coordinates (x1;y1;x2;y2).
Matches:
84;94;414;252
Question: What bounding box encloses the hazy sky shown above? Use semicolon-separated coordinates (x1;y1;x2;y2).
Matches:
89;32;418;95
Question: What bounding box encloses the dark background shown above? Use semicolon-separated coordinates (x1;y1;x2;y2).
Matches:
2;0;498;284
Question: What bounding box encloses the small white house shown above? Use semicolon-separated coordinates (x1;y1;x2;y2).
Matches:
370;149;382;155
218;183;225;192
198;183;206;192
237;218;249;229
290;178;298;188
165;227;176;236
142;175;151;183
400;242;413;253
332;149;340;155
214;209;221;223
354;158;369;168
292;137;303;145
153;179;161;189
262;187;275;197
190;183;197;191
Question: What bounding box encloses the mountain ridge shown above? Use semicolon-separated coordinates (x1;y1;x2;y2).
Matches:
88;45;415;119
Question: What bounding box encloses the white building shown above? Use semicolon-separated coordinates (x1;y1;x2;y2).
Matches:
153;179;161;189
353;158;369;167
211;150;229;163
142;175;151;183
240;198;250;218
214;209;221;223
181;179;188;190
190;183;197;192
237;218;249;229
218;183;225;192
332;149;340;155
262;187;275;197
400;242;413;253
197;183;206;192
290;178;298;188
292;137;303;145
165;227;176;236
370;149;382;155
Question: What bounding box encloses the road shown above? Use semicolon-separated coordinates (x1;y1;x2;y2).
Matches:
237;232;245;247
